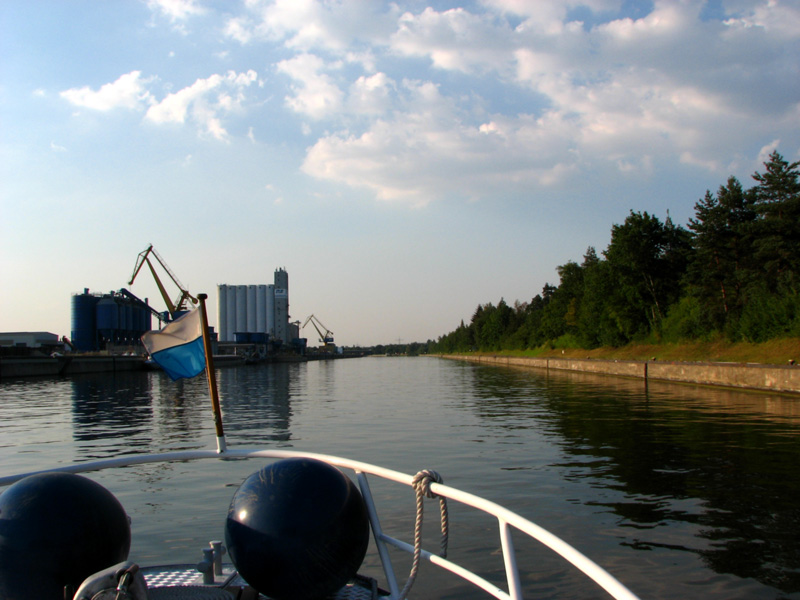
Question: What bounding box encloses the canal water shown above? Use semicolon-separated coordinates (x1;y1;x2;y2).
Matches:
1;357;799;600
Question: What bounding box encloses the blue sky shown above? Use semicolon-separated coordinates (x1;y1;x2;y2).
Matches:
1;0;799;346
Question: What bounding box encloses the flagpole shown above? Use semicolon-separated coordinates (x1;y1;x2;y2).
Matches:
197;293;227;453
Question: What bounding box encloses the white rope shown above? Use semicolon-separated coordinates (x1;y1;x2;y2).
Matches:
398;470;449;600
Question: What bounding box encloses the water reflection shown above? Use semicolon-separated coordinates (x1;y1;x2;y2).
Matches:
467;364;800;594
71;372;155;457
217;363;297;443
5;358;800;598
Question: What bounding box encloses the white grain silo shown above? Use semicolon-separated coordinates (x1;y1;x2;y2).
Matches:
257;285;267;333
236;285;247;335
247;285;257;333
218;284;228;342
266;284;275;336
226;285;237;342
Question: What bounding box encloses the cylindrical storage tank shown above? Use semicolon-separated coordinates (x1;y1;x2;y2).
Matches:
236;285;247;335
130;304;139;337
257;285;267;333
71;291;100;352
96;297;119;331
132;304;142;336
226;285;237;343
247;285;257;333
266;285;276;335
139;305;147;334
121;301;133;332
218;285;228;343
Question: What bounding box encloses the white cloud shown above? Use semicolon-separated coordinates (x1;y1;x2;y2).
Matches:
277;54;344;120
147;0;204;22
302;79;579;204
725;0;800;38
145;70;259;140
53;1;800;203
347;73;394;115
223;0;399;51
60;71;153;111
391;7;513;73
757;139;781;165
146;74;223;124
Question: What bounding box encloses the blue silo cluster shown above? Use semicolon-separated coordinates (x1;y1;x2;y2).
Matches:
70;289;154;352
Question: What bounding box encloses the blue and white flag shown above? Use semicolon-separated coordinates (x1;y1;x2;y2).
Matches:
142;309;205;381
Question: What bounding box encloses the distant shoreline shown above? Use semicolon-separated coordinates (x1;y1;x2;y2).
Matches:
439;354;800;395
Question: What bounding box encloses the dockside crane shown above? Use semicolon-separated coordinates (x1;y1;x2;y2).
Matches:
302;314;335;348
129;244;197;319
119;288;169;327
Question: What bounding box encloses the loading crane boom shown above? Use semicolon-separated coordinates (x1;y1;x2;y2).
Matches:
302;314;335;347
119;288;168;326
129;244;197;318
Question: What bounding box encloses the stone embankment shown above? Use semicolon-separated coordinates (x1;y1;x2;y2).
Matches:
440;354;800;394
0;355;145;378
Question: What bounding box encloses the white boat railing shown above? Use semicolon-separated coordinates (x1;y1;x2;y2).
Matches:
0;448;640;600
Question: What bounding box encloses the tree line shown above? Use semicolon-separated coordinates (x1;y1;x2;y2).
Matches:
431;151;800;354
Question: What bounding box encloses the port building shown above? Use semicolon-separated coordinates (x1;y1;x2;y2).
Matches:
217;268;297;346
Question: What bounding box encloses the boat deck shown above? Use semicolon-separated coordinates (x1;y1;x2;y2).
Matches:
142;565;386;599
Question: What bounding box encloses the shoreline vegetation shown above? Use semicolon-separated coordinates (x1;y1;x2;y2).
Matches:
427;153;800;363
480;338;800;366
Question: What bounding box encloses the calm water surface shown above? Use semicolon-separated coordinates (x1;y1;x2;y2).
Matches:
1;357;799;600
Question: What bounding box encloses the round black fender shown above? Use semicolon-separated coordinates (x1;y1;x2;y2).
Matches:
225;458;370;600
0;472;131;600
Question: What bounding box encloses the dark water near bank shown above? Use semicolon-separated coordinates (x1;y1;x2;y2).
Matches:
2;357;799;599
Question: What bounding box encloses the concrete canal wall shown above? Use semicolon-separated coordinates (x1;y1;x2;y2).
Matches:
0;356;145;379
440;354;800;394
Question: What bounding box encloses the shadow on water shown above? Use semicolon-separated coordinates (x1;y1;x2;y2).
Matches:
467;363;800;595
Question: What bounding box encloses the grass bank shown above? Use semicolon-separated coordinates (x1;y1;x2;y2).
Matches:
470;338;800;366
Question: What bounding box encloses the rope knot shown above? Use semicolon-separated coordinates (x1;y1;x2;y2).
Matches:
399;469;450;600
412;469;443;498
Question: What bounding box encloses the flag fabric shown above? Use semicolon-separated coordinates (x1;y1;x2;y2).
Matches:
142;309;206;381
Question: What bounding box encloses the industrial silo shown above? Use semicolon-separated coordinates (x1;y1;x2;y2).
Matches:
247;285;257;333
256;285;267;333
266;284;275;336
226;285;237;342
97;296;120;346
218;284;228;342
236;285;247;336
71;291;100;351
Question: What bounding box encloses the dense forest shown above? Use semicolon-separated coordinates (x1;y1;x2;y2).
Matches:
429;151;800;354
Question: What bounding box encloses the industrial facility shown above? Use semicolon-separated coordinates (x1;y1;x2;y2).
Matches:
1;242;355;375
7;243;307;363
217;268;299;347
69;288;157;352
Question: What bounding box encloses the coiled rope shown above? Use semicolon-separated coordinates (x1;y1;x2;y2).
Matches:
398;470;449;600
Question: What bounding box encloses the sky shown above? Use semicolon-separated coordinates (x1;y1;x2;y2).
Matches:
1;0;799;347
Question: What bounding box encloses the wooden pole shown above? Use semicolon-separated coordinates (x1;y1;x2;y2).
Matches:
197;293;226;453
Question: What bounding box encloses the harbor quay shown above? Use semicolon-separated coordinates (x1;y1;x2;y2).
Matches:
440;354;800;395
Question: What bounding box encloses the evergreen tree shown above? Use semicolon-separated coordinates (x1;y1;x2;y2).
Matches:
751;151;800;287
603;211;691;338
687;176;756;331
